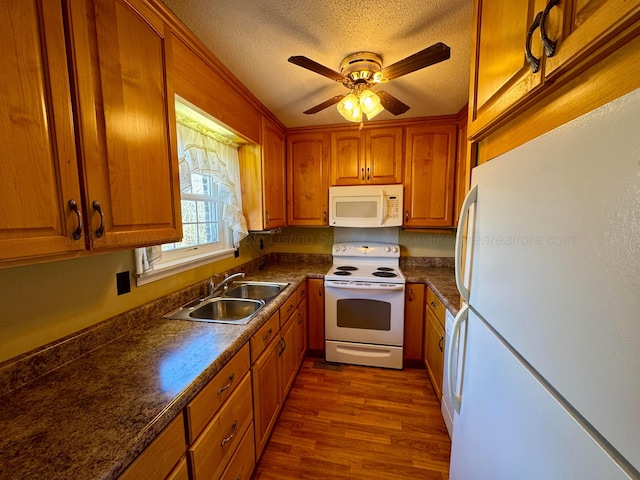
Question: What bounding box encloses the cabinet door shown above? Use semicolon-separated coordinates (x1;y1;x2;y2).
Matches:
330;130;364;185
295;299;308;366
287;132;330;225
278;316;298;400
307;278;325;353
544;0;640;80
262;117;286;229
425;310;445;400
404;124;457;227
469;0;546;137
365;127;403;184
251;339;281;459
68;0;181;249
404;284;425;364
0;0;85;261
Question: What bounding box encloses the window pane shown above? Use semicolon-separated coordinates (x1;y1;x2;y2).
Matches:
182;200;197;223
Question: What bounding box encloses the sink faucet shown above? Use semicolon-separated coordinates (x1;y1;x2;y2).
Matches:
208;272;245;297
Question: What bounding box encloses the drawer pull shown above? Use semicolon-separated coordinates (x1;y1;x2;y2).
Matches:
431;301;437;308
220;420;238;447
525;11;543;73
408;287;414;301
68;199;83;240
216;373;235;395
262;328;273;342
92;200;105;238
438;335;444;353
298;311;302;324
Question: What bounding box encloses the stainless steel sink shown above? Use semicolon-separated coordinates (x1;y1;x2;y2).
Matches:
164;297;264;324
222;281;288;302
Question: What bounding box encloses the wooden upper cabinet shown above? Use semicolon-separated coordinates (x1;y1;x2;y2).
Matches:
287;132;330;226
67;0;181;249
330;127;403;185
262;117;287;229
404;124;457;228
469;0;640;140
469;0;546;138
544;0;640;80
0;0;86;262
239;116;287;231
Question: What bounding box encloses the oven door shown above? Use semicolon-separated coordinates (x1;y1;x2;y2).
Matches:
324;281;405;346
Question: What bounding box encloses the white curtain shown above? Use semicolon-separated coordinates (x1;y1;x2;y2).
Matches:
135;112;248;274
175;113;248;247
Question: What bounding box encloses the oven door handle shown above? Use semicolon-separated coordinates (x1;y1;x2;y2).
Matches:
325;282;404;291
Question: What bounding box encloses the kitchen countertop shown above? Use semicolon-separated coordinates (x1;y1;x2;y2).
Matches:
0;261;456;480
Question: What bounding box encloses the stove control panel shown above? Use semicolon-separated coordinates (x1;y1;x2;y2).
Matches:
332;242;400;257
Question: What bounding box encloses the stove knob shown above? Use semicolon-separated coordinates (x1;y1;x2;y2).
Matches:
333;245;340;252
392;247;399;253
341;246;347;251
385;246;391;252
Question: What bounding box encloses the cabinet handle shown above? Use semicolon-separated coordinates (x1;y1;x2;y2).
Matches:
525;11;543;73
323;210;327;223
92;201;105;238
361;167;365;181
262;328;273;342
366;167;370;180
68;200;83;240
318;283;323;296
408;287;414;301
278;337;287;356
540;0;559;57
431;301;437;309
438;335;444;352
220;420;238;447
405;210;409;222
265;210;270;224
298;311;302;324
216;373;235;395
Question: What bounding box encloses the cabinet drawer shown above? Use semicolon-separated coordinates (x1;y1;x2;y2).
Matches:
186;343;250;443
166;457;189;480
220;422;256;480
426;287;446;327
119;413;185;480
296;280;307;305
280;291;299;326
250;311;280;364
188;373;253;480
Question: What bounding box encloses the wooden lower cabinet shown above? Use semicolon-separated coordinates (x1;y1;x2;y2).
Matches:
166;457;189;480
251;282;308;460
118;414;186;480
188;374;253;480
220;423;256;480
424;285;446;402
404;284;425;366
307;278;325;355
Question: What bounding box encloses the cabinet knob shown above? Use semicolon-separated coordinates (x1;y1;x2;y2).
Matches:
68;199;83;240
540;0;559;57
92;201;104;238
525;11;543;73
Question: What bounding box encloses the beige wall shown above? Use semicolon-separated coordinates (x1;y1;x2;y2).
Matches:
0;229;453;363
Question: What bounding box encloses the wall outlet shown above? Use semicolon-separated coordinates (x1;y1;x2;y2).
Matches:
116;271;131;295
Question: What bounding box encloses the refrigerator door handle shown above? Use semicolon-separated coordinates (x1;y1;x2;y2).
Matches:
448;303;469;413
455;185;478;303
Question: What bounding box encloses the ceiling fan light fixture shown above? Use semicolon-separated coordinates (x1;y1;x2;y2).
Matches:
337;93;362;122
359;89;384;119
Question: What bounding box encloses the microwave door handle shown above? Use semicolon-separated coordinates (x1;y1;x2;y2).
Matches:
380;189;385;225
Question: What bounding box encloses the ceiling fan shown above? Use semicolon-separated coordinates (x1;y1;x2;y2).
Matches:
288;42;450;122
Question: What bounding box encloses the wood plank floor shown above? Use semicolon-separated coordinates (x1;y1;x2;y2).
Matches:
252;358;451;480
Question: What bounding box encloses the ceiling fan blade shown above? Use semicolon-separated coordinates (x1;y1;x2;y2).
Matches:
303;95;345;114
288;56;345;82
376;91;410;115
380;42;451;80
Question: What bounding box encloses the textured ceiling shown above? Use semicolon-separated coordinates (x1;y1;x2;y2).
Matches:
159;0;473;128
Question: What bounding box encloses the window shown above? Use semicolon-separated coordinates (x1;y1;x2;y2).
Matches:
134;99;248;285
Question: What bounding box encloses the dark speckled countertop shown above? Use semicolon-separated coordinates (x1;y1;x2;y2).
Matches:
0;261;456;480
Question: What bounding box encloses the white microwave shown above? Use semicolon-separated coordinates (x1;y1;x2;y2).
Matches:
329;184;403;228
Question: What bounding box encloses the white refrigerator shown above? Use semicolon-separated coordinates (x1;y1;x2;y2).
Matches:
449;87;640;479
